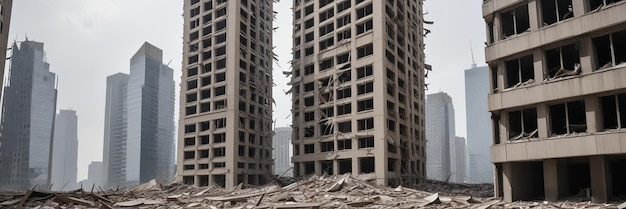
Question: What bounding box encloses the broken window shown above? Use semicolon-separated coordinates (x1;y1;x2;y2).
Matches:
304;144;315;154
338;70;351;83
549;100;587;136
338;121;352;133
593;29;626;70
508;108;538;140
358;136;374;148
491;65;498;91
321;107;334;119
321;141;334;152
304;82;314;92
339;159;352;174
357;81;374;95
600;93;626;130
321;161;334;175
505;55;534;88
359;157;375;173
589;0;624;12
304;96;314;106
319;123;334;136
487;21;495;44
338;139;352;150
304;126;315;137
500;4;530;39
304;162;315;174
540;0;573;26
545;43;581;78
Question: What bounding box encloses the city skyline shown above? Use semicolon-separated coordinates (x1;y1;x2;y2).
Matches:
3;0;487;181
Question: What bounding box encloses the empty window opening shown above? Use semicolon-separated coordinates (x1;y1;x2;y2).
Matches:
541;0;573;26
184;151;195;160
304;162;315;174
319;123;334;136
321;161;334;175
508;108;538;140
593;29;626;70
304;143;315;154
198;175;209;186
501;4;530;39
600;93;626;130
589;0;624;12
247;175;258;185
549;100;587;136
357;118;374;130
545;43;581;79
493;114;501;144
491;65;499;91
337;103;352;115
387;158;398;172
505;55;534;88
611;157;626;196
213;174;226;187
339;159;352;174
304;126;314;138
563;158;591;196
487;21;495;44
359;157;375;173
510;161;545;201
183;176;194;185
213;147;226;157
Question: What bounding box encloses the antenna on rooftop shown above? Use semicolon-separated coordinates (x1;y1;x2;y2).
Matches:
470;40;477;69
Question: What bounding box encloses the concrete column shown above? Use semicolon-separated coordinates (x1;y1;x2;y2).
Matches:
579;38;595;74
493;12;501;41
528;0;540;31
590;156;613;203
543;159;568;201
533;49;546;81
585;97;599;133
537;104;549;138
500;110;510;142
352;157;359;177
502;163;513;202
572;0;587;18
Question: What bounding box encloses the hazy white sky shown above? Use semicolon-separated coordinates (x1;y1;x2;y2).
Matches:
5;0;486;181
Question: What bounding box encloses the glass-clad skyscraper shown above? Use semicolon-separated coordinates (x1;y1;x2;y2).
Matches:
0;40;57;190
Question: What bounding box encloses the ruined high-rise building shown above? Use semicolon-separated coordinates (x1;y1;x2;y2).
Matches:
290;0;427;186
178;0;275;187
484;0;626;203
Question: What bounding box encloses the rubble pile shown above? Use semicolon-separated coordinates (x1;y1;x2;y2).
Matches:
0;174;623;208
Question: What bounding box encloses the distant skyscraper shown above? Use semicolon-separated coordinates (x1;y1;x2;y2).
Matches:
0;0;13;99
425;92;455;182
83;161;103;188
103;42;175;187
179;0;274;188
273;127;292;177
102;73;129;188
464;65;493;183
50;110;78;191
126;42;175;186
454;136;469;183
0;40;58;190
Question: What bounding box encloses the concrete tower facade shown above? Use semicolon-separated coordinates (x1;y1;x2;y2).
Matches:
290;0;427;186
179;0;275;187
0;40;57;190
50;109;78;191
484;0;626;202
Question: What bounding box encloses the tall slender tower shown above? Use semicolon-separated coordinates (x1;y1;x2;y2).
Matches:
464;65;492;183
425;92;455;182
179;0;275;188
102;73;129;188
0;40;57;190
126;42;175;186
50;109;79;191
289;0;427;186
103;43;175;187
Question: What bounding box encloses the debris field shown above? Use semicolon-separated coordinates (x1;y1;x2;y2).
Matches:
1;174;624;208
